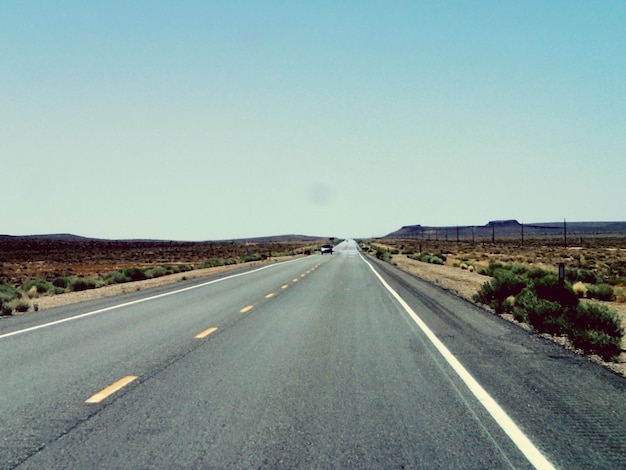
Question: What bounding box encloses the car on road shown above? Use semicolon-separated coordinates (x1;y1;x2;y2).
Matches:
320;244;333;255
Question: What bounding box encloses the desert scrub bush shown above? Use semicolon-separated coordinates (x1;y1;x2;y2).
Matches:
13;300;30;313
483;262;504;276
199;258;226;268
586;283;614;301
144;267;168;279
516;287;569;335
103;270;130;285
566;302;624;360
474;265;626;360
374;247;392;262
240;253;264;263
566;268;601;285
70;278;98;291
22;279;54;297
0;284;21;303
532;274;579;310
122;267;148;282
52;277;72;290
409;253;444;265
0;298;13;316
472;271;527;314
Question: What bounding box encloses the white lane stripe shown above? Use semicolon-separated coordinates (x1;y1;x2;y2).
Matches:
361;255;555;470
0;258;305;340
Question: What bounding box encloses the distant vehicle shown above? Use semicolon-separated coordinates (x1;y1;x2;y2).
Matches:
320;244;333;255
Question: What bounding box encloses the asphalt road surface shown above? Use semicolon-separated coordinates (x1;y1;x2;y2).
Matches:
1;240;625;469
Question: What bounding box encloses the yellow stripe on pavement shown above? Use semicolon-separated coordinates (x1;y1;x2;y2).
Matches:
195;327;218;339
86;376;137;404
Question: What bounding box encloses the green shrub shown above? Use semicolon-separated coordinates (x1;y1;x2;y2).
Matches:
409;253;445;265
176;264;193;273
200;258;226;268
524;275;577;335
374;247;392;262
0;298;12;316
532;275;579;310
586;283;614;301
473;271;527;314
122;267;147;281
14;300;30;313
567;303;623;360
0;284;20;303
566;268;601;285
52;277;71;289
144;267;168;279
485;262;504;276
70;278;98;291
518;288;568;335
241;253;264;263
103;270;130;285
22;279;54;296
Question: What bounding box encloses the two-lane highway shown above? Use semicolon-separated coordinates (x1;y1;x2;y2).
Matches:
1;240;625;468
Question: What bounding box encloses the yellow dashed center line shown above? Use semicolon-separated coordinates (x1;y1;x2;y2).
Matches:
293;278;299;283
281;284;289;289
240;305;254;313
195;327;218;339
265;293;275;299
86;376;137;404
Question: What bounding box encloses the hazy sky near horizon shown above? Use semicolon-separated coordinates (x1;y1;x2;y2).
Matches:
3;1;625;240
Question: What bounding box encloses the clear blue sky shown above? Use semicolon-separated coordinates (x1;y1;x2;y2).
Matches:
3;1;625;240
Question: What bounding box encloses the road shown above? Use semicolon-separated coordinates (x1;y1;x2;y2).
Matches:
1;240;625;469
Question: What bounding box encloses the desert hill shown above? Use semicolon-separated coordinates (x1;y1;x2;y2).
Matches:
384;220;626;240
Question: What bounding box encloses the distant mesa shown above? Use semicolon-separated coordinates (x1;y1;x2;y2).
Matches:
383;220;626;239
486;219;520;227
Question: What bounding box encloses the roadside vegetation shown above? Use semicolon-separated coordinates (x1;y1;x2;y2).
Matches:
472;263;623;361
0;244;321;316
363;237;625;364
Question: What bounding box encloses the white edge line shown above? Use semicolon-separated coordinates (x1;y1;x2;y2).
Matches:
0;258;304;340
360;255;555;470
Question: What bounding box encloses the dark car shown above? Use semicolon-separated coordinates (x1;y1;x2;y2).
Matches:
320;244;333;255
